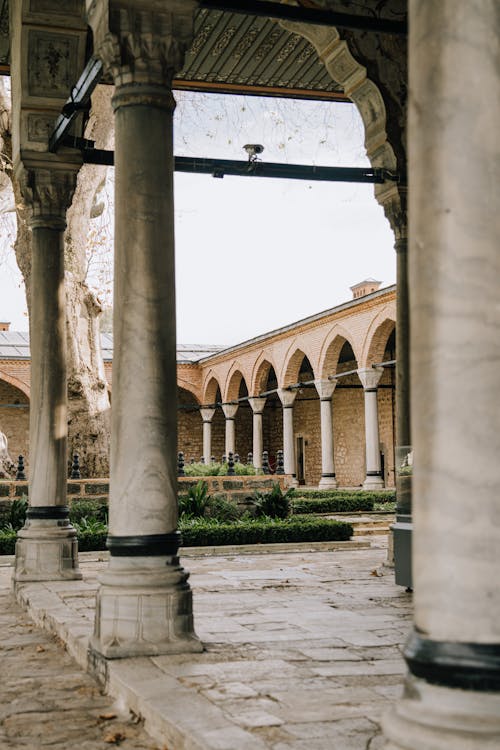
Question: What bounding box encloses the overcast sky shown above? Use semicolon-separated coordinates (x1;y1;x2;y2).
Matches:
0;92;395;344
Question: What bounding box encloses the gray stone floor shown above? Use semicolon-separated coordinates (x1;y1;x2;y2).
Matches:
1;540;413;750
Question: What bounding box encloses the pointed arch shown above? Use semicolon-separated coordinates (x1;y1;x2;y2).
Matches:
0;370;30;400
224;364;249;403
318;324;359;380
251;351;278;396
202;373;222;405
281;345;316;388
177;380;200;405
361;307;396;367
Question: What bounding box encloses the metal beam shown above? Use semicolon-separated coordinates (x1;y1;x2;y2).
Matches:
48;56;103;153
67;143;400;184
198;0;407;36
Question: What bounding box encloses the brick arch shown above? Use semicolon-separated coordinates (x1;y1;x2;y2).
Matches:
318;325;359;380
177;381;200;405
202;374;222;405
224;365;248;403
281;345;316;388
0;369;30;400
361;308;396;368
251;352;278;396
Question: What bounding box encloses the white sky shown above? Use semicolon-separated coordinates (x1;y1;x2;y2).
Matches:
0;92;395;343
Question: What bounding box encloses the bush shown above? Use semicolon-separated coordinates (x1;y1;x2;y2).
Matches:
292;496;374;514
205;495;241;522
76;528;108;552
179;516;352;547
179;480;211;518
183;461;260;477
294;489;395;503
8;496;28;531
253;482;294;519
70;499;108;524
0;528;16;554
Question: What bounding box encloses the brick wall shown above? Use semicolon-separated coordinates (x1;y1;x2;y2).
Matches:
0;381;30;468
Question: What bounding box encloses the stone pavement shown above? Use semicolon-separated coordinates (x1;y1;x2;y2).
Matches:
1;540;413;750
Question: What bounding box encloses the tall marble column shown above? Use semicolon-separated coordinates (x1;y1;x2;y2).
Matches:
278;389;298;485
383;1;500;746
315;380;337;489
248;397;266;470
200;408;215;465
87;0;201;658
14;163;82;582
221;403;238;457
358;368;384;489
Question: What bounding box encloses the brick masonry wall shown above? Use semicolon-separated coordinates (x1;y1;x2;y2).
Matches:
0;381;30;468
333;375;366;487
294;393;321;486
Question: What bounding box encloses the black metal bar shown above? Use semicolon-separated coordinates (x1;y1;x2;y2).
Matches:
49;56;103;153
74;146;398;184
199;0;407;36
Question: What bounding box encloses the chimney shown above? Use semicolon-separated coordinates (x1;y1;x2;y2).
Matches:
0;322;10;331
350;279;382;300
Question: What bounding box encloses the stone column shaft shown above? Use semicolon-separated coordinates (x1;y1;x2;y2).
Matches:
248;397;266;469
358;368;384;489
315;380;337;489
278;389;298;484
87;0;201;658
200;408;215;464
384;2;500;747
221;403;238;457
14;164;81;582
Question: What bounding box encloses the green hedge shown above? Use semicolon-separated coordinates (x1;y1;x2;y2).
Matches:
294;489;395;503
292;496;374;514
0;516;353;555
179;516;352;546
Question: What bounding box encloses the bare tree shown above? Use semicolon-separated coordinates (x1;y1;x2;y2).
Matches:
0;80;114;477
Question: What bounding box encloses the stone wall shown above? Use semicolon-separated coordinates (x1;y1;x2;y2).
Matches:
0;475;288;509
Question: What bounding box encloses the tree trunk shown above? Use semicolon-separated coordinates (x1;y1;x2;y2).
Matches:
0;82;114;478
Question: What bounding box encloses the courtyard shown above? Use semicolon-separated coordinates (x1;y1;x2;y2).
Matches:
2;537;412;749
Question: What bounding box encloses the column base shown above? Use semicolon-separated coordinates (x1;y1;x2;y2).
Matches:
91;555;203;659
319;474;337;489
383;674;500;749
13;519;82;582
363;474;384;489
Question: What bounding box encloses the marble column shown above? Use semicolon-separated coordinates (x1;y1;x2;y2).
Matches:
278;389;298;485
221;403;238;458
248;397;266;470
383;1;500;747
87;0;201;658
14;162;82;583
200;408;215;465
314;380;337;489
358;368;384;489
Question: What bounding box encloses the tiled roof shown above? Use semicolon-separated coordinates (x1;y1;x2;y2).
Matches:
0;331;225;364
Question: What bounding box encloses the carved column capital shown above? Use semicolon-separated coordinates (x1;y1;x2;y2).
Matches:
16;161;79;229
314;379;337;401
200;407;216;423
248;397;267;415
86;0;196;91
278;388;297;408
358;367;384;391
221;403;238;420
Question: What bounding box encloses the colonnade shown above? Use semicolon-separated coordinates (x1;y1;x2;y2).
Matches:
197;370;387;488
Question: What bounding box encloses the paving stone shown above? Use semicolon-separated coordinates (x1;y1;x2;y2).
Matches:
3;542;413;749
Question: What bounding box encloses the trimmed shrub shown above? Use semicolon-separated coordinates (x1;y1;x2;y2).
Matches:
179;480;211;518
0;528;16;555
205;496;241;522
292;496;374;514
179;516;352;547
294;489;395;503
76;529;108;552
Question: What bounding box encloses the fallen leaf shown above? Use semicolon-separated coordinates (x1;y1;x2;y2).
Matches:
104;732;127;745
99;713;117;721
371;569;382;577
36;645;45;652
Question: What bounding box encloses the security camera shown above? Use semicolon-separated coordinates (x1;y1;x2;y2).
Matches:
243;144;264;160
